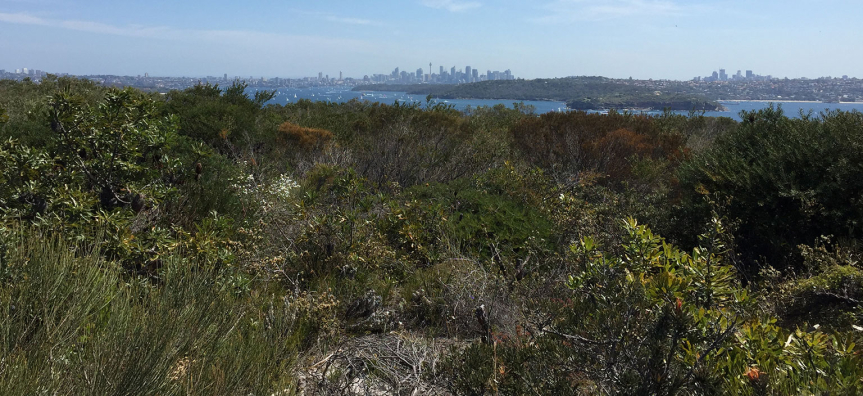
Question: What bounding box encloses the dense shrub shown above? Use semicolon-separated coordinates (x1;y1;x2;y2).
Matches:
440;219;863;395
163;81;275;151
677;106;863;271
0;87;192;264
348;102;495;187
0;233;310;395
510;111;686;186
0;75;106;146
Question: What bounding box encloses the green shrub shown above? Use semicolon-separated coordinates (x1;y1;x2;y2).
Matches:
440;218;863;395
678;106;863;272
0;232;346;395
163;81;274;150
0;76;106;146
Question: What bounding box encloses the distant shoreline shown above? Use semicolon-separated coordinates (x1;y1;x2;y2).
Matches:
722;99;856;104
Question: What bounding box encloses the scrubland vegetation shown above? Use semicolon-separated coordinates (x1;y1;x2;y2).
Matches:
1;76;862;395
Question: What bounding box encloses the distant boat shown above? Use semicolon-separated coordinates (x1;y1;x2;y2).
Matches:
294;94;297;98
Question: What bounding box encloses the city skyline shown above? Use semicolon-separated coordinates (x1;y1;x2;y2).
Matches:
4;64;858;83
1;1;861;80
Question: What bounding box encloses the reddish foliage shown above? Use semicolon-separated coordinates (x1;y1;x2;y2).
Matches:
745;367;761;381
278;122;334;151
510;111;685;184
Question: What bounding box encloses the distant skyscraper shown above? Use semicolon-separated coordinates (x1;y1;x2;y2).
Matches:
440;66;444;76
465;66;472;82
472;68;479;82
416;68;423;79
318;72;323;81
746;70;753;79
719;69;727;81
339;71;343;81
224;73;228;81
451;66;456;82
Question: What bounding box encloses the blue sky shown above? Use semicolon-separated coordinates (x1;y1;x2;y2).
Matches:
1;0;861;79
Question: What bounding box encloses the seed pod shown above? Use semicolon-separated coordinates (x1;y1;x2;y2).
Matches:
131;193;146;213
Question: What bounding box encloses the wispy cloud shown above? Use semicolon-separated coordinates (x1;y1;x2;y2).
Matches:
0;11;372;49
0;12;47;25
421;0;482;13
285;9;383;27
533;0;687;23
324;16;381;26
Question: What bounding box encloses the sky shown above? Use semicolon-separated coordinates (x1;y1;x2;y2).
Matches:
1;0;861;80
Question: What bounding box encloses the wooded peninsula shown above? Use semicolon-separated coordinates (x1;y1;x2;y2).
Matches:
354;77;725;111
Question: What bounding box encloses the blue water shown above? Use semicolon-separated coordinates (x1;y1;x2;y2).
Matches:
701;101;863;120
249;86;863;121
250;86;569;113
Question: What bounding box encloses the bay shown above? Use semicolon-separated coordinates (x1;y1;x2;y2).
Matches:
248;86;863;121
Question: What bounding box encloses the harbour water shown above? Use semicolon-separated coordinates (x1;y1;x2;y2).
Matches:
248;86;863;121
